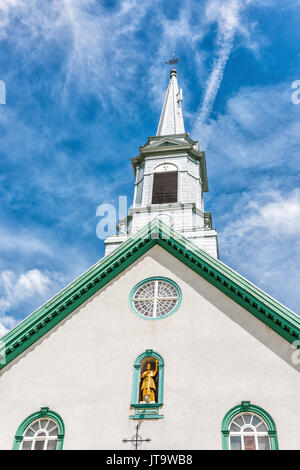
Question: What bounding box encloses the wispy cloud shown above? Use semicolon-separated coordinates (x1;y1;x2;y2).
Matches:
0;0;155;109
204;82;300;177
220;189;300;313
204;80;300;312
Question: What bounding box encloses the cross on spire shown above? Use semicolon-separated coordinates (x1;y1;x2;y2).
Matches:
122;424;151;450
165;50;179;67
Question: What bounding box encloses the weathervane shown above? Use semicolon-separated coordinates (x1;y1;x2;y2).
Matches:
165;50;179;67
122;423;151;450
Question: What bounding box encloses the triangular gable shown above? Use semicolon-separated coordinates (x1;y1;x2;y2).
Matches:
147;137;185;148
1;219;299;370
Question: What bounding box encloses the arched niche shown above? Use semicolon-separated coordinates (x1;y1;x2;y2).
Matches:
130;350;164;420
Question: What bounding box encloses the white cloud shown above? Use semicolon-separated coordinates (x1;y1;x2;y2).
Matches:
199;79;300;313
0;269;52;314
0;268;69;337
0;314;18;337
203;82;300;172
238;190;300;236
222;189;300;243
219;189;300;313
0;323;8;338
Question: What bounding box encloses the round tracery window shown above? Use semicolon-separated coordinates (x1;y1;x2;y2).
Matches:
130;277;181;319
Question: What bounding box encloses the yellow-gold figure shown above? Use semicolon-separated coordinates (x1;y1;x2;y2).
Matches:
140;358;158;402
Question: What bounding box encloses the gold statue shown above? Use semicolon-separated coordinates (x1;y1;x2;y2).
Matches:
140;358;158;402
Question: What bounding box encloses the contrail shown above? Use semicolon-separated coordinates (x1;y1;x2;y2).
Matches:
194;0;250;147
196;38;233;129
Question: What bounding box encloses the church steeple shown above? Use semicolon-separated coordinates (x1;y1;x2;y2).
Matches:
156;67;185;136
104;61;219;259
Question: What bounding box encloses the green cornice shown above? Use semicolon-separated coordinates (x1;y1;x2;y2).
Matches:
1;219;299;371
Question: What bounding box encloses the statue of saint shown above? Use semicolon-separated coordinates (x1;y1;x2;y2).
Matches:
140;358;158;402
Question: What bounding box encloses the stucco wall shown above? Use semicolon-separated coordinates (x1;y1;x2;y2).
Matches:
0;245;299;450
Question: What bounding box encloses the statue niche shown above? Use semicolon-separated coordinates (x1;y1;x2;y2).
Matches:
139;356;159;403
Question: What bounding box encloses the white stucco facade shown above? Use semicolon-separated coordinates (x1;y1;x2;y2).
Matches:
1;245;299;450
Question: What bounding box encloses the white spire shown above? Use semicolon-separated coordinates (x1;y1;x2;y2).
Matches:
156;68;185;136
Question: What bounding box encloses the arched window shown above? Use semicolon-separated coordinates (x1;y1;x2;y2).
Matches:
13;408;65;450
151;163;178;204
130;349;164;420
222;401;279;450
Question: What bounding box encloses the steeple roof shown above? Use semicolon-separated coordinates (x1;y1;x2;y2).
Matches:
156;68;185;136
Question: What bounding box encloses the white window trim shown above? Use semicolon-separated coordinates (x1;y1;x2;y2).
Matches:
229;413;270;450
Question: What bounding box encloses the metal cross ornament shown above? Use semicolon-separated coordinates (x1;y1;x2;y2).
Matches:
122;423;151;450
165;50;179;66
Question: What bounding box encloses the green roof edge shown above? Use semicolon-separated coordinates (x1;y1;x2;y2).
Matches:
0;219;299;370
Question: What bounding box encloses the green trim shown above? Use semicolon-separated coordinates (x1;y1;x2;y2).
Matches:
130;349;164;419
13;407;65;450
221;401;279;450
1;219;299;371
129;276;182;320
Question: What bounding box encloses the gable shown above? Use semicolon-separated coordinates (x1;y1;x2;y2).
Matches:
2;244;300;450
143;137;187;148
149;138;184;148
1;219;299;370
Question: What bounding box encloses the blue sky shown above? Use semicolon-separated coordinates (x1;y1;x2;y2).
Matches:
0;0;300;336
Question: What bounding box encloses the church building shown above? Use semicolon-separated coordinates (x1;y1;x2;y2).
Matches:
0;63;300;450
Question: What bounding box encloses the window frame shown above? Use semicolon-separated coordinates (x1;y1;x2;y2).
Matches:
151;168;178;204
221;401;279;450
130;349;164;420
13;407;65;450
228;413;270;450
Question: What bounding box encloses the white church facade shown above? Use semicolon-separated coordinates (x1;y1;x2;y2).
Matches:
0;65;300;451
